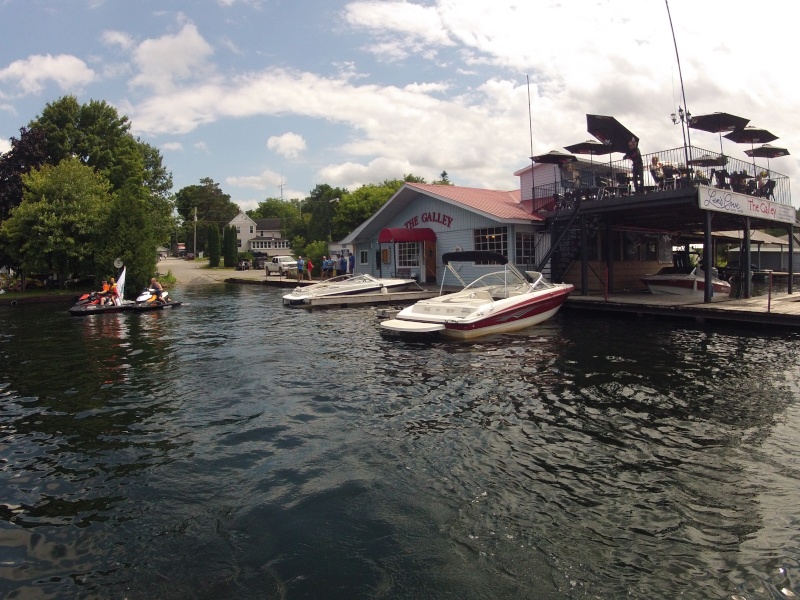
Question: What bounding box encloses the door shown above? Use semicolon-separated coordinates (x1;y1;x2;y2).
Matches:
423;241;437;283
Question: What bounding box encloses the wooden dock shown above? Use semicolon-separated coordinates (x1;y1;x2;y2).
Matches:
285;289;438;309
565;291;800;328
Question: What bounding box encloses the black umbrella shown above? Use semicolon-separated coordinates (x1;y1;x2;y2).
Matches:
688;112;749;154
564;139;613;175
586;114;637;153
744;143;790;172
725;126;779;172
532;150;578;189
532;149;578;164
687;154;728;168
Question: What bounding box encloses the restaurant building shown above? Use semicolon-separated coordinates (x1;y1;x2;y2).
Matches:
343;145;797;300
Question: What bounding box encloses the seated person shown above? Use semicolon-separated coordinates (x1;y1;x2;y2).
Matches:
560;163;581;190
97;279;110;304
756;170;768;195
649;156;664;188
107;277;118;305
149;277;164;303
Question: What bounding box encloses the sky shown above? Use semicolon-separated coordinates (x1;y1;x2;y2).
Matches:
1;0;798;212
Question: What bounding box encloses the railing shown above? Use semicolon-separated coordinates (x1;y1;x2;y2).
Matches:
533;146;792;207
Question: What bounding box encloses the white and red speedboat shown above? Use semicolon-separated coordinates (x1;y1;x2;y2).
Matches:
380;251;573;339
640;266;731;297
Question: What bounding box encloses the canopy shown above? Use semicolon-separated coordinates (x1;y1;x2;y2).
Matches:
378;227;437;243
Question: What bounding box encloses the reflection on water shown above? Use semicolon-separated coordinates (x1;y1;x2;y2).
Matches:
2;285;800;599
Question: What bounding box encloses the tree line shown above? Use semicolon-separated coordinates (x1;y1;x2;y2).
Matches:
0;94;452;290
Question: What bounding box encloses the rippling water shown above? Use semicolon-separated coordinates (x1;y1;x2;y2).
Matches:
2;283;800;599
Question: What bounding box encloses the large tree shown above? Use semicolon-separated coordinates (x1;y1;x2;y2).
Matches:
0;158;112;285
247;197;301;221
175;178;239;253
0;126;49;221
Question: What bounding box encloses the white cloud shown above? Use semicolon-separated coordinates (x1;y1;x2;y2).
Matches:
130;23;215;93
267;132;306;159
101;30;135;51
162;141;184;151
0;137;11;154
0;54;96;95
345;1;454;48
226;168;282;190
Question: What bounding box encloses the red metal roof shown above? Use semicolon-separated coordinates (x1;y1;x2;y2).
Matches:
405;183;539;221
378;227;437;243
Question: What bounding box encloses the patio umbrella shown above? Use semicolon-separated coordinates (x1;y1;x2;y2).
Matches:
688;112;749;154
725;126;779;172
687;154;728;168
532;150;578;189
744;143;790;172
586;114;637;153
564;139;614;186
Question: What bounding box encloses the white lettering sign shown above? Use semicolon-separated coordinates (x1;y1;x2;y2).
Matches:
698;186;795;224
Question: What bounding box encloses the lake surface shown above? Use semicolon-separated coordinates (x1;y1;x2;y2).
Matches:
2;283;800;599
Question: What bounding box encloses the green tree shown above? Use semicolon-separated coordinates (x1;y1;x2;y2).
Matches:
433;171;452;185
333;184;396;239
0;126;49;220
175;178;239;252
97;183;161;293
0;157;112;286
223;225;238;268
302;184;347;243
207;223;221;267
248;197;301;221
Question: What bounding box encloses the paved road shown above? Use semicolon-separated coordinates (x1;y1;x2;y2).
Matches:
157;257;269;285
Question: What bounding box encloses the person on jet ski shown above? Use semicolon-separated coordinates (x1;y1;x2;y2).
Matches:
97;279;110;305
148;278;164;303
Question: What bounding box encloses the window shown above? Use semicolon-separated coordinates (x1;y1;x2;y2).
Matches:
236;226;240;233
237;239;242;248
359;250;368;264
474;227;508;263
515;233;536;268
249;226;253;234
396;242;419;267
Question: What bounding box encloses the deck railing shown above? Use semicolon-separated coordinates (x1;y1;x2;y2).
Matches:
532;145;791;208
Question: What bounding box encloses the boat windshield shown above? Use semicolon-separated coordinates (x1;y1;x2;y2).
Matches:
464;269;528;291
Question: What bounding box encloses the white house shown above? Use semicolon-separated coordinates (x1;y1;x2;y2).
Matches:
228;213;291;255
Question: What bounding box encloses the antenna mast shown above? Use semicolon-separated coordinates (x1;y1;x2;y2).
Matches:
665;0;692;165
527;75;535;211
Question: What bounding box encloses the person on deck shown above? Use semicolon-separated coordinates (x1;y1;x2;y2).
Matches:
624;137;644;193
650;156;664;189
296;257;305;282
348;253;355;274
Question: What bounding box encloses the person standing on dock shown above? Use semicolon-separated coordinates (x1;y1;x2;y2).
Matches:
624;137;643;193
296;257;304;282
348;253;355;274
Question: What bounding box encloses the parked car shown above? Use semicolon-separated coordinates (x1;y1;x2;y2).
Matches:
185;253;195;261
236;259;251;271
266;256;297;276
252;256;267;270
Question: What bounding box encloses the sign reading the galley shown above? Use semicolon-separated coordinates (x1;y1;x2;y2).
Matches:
697;186;795;224
404;212;453;229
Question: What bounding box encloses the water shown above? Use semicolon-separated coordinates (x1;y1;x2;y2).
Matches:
2;284;800;599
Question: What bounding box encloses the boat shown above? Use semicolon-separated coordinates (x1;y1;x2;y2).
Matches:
640;266;731;296
282;273;417;306
131;285;181;311
379;251;573;339
69;268;134;316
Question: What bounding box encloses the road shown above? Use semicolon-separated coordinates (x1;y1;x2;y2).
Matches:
158;257;268;285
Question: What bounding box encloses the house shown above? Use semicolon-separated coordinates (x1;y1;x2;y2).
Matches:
228;213;291;256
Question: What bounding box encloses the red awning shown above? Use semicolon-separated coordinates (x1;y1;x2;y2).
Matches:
378;227;437;243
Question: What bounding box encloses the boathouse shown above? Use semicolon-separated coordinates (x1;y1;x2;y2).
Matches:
343;145;797;302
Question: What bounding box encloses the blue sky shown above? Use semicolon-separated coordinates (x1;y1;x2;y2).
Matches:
1;0;797;212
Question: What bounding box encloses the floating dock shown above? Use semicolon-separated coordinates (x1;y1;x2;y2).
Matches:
565;291;800;328
284;289;438;309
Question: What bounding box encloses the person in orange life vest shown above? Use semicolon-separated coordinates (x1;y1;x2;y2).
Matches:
97;279;110;304
107;277;119;305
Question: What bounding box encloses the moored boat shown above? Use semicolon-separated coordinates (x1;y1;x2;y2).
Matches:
379;251;573;339
640;266;731;296
283;273;417;306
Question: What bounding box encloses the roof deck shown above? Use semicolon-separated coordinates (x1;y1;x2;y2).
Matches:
532;145;792;210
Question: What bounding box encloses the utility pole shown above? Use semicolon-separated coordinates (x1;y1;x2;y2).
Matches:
193;206;197;256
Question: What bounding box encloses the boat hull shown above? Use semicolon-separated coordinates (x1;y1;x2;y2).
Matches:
130;301;182;312
641;277;730;296
381;286;572;339
69;302;133;316
283;277;415;306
